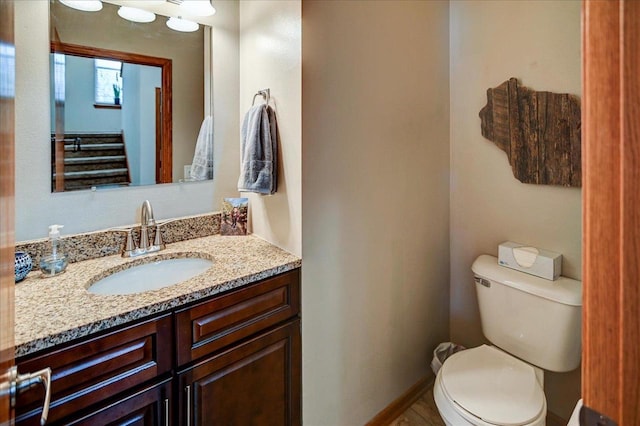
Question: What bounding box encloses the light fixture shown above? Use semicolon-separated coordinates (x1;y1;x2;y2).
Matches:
59;0;103;12
180;0;216;17
166;16;199;32
117;6;156;23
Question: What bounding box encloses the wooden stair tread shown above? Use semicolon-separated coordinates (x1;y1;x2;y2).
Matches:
52;132;131;191
54;168;129;179
64;155;126;165
63;143;124;151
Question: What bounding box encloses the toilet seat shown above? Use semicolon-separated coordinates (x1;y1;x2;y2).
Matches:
438;345;545;426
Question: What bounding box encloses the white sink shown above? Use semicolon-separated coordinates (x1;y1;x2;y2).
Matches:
88;257;213;295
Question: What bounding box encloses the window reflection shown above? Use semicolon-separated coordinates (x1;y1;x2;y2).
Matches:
0;42;15;99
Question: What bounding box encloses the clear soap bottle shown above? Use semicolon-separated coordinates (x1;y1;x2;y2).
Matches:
40;224;68;277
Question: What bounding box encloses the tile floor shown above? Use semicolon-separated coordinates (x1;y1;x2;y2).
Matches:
389;387;566;426
389;387;445;426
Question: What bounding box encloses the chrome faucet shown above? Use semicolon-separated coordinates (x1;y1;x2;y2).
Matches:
139;200;155;252
121;200;165;258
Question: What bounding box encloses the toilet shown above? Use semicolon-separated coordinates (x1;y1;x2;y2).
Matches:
434;254;582;426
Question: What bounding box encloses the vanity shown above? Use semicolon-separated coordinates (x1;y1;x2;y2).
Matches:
14;233;301;426
12;1;302;423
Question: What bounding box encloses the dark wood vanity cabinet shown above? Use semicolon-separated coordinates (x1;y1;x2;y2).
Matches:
16;314;173;425
16;269;301;426
175;268;301;426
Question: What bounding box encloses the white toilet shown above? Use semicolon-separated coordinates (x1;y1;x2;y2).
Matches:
434;254;582;426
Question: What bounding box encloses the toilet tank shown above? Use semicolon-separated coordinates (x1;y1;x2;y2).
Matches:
472;254;582;372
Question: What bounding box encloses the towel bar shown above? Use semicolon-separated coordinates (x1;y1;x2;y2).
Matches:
252;88;270;106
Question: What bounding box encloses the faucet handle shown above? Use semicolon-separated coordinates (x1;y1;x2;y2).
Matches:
109;227;138;257
153;223;166;250
124;229;137;254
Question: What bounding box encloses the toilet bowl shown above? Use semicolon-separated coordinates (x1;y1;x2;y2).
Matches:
432;255;582;426
433;345;546;426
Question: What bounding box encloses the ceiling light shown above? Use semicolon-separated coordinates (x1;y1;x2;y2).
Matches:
166;17;199;32
117;6;156;23
180;0;216;17
59;0;103;12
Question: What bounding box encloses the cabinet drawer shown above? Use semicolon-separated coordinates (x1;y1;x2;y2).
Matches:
16;314;172;425
64;378;172;426
176;269;300;366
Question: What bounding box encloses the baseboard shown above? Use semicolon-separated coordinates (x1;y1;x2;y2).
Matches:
546;411;567;426
365;374;435;426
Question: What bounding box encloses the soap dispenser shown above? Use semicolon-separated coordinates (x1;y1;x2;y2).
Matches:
40;224;68;277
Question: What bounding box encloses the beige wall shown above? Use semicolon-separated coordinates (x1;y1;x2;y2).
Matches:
239;0;301;256
449;0;582;419
302;1;450;424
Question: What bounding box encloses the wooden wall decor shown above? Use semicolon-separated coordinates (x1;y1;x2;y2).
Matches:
479;78;581;187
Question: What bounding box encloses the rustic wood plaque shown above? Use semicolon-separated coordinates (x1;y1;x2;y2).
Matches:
479;78;581;187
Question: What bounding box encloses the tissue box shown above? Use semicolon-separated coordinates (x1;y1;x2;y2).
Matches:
498;241;562;280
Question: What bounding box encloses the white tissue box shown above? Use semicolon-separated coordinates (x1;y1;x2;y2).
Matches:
498;241;562;280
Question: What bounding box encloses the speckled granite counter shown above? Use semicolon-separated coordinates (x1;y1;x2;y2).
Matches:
15;235;301;358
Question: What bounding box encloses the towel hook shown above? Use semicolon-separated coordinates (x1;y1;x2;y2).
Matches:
251;88;270;107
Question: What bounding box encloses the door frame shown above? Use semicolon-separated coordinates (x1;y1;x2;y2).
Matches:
0;0;15;423
582;0;640;424
50;41;173;185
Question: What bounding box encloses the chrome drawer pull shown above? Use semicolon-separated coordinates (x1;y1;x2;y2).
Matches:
7;366;52;425
185;385;192;426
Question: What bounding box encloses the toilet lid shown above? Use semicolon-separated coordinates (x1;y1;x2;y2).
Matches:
440;345;545;426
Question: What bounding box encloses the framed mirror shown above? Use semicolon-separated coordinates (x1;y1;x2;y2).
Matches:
49;0;212;192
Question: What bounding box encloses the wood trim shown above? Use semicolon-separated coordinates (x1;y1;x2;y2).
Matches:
155;87;162;183
620;1;640;424
582;0;640;424
50;41;170;69
582;0;621;418
0;0;15;423
50;41;173;186
161;62;172;183
121;130;132;185
365;375;434;426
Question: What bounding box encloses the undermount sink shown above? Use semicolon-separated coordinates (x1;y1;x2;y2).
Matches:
88;257;213;295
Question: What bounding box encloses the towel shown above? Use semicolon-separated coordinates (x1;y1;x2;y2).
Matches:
189;115;213;180
238;104;278;194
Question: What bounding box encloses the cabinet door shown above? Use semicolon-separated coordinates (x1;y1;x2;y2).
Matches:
179;320;301;426
64;378;172;426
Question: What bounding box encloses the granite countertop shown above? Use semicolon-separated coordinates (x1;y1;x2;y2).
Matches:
15;235;301;358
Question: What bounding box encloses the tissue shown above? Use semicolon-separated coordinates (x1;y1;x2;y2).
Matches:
498;241;562;280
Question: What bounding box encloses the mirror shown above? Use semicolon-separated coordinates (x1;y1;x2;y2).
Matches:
14;0;239;241
49;0;212;192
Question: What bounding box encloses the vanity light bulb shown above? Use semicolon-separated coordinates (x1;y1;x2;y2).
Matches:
117;6;156;23
166;17;199;33
180;0;216;17
59;0;103;12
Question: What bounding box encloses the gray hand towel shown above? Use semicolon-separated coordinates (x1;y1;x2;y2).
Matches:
238;104;278;194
